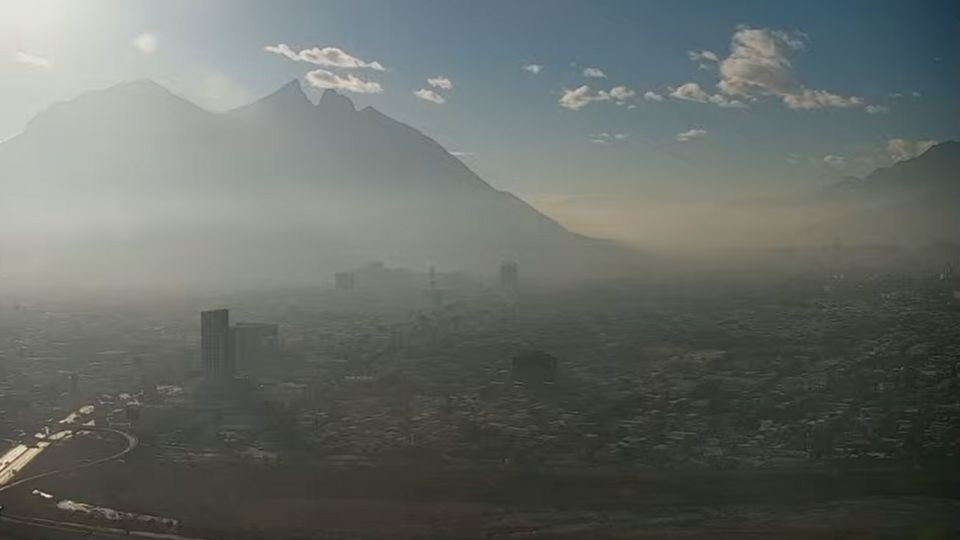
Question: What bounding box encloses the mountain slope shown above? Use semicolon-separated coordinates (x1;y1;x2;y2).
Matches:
0;79;626;287
814;141;960;246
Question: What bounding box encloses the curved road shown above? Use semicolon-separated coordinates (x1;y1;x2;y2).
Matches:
0;426;186;539
0;426;138;495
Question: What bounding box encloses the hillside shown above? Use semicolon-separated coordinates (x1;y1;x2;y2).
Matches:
0;80;627;288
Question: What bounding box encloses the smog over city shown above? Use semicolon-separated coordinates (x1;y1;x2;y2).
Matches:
0;1;958;538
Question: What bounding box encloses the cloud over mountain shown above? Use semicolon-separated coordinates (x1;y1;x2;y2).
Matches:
265;44;385;71
306;69;383;94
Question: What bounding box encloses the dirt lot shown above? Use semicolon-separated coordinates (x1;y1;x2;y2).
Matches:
2;440;958;538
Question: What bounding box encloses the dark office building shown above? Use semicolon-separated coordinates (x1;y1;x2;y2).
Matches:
512;350;558;384
232;322;279;371
201;309;234;382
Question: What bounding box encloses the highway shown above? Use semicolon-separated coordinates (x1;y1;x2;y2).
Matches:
0;407;97;488
1;513;206;539
0;425;138;495
0;407;193;539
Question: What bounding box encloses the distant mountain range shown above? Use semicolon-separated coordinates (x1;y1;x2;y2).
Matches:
0;80;626;287
0;79;954;287
812;141;960;246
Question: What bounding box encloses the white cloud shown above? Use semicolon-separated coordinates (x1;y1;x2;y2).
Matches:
522;63;543;74
886;138;936;162
427;76;452;90
450;151;475;157
559;85;607;110
305;69;383;94
688;50;719;63
590;132;629;144
561;85;638;110
414;88;445;104
265;44;385;71
823;154;846;166
688;50;719;69
709;94;748;108
675;128;707;142
607;85;636;101
714;26;865;111
670;82;711;103
263;43;299;61
670;82;746;108
583;67;607;78
15;50;52;69
786;154;801;165
781;89;862;110
643;91;664;102
132;32;158;54
864;104;889;114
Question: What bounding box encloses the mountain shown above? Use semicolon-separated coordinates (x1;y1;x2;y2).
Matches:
814;141;960;246
0;80;627;288
824;141;960;197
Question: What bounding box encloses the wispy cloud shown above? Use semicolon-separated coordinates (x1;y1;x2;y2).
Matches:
643;91;664;102
305;69;383;94
687;50;719;69
670;82;746;108
265;44;385;71
15;50;52;69
522;63;543;74
606;86;635;101
823;154;846;166
886;138;936;161
864;104;889;114
688;50;719;63
560;84;637;110
427;76;453;90
675;128;707;142
559;85;602;110
590;132;629;144
583;67;607;78
132;32;159;54
414;88;445;104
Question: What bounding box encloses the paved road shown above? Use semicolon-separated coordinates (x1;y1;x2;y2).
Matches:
0;425;138;495
0;418;171;539
2;513;205;539
0;407;98;487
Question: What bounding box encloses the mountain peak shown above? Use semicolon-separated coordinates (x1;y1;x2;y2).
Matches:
119;78;167;92
100;79;184;103
228;79;312;119
318;89;355;113
259;79;311;108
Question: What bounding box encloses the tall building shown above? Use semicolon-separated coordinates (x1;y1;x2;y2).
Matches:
201;309;233;382
499;262;519;294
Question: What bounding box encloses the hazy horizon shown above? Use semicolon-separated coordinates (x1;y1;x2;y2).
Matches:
2;0;959;262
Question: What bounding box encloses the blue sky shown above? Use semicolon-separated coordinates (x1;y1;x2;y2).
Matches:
2;0;958;238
